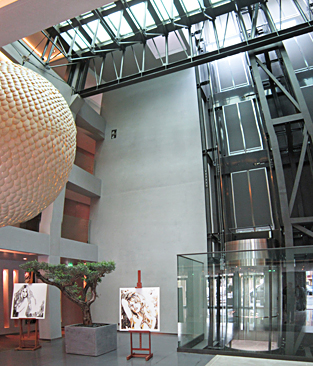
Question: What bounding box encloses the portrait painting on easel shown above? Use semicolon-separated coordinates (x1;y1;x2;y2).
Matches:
120;287;160;331
11;283;47;319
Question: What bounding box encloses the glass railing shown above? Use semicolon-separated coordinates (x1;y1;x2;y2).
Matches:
178;245;313;361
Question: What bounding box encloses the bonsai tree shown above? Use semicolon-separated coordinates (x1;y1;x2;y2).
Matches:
20;260;115;326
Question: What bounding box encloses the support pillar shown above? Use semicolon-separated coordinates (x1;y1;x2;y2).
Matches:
38;188;66;340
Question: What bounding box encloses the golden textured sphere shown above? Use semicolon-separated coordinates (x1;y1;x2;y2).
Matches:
0;61;76;227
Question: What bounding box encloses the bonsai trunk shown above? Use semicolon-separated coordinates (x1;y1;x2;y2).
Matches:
81;304;92;326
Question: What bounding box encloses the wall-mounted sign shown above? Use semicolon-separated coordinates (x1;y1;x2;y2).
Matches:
11;283;47;319
120;287;160;331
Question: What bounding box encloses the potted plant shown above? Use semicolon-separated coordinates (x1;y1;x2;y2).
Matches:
20;260;116;356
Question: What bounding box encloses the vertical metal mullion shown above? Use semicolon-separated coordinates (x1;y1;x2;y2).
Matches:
76;60;89;92
236;9;248;43
307;143;313;180
91;19;100;49
98;55;106;85
230;173;238;229
143;0;147;30
212;20;220;51
120;49;125;79
289;129;309;215
250;3;259;38
152;38;164;65
237;104;247;152
93;58;98;86
68;31;77;57
292;0;309;22
260;3;277;33
189;27;194;60
279;0;282;30
247;170;256;229
165;35;169;66
222;13;229;48
142;42;146;72
41;39;50;61
117;11;123;39
111;52;119;80
131;45;141;73
46;36;58;64
174;30;188;57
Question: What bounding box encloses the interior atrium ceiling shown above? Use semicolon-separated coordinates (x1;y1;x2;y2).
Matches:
7;0;313;96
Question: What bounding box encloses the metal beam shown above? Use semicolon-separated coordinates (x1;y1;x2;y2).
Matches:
291;217;313;225
289;130;309;215
79;21;313;96
255;56;300;111
272;113;304;125
293;224;313;239
250;52;293;247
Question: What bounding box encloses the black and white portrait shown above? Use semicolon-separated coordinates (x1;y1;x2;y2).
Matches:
11;283;47;319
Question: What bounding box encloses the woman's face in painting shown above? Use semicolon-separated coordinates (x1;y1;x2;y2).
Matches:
129;297;141;313
22;288;28;298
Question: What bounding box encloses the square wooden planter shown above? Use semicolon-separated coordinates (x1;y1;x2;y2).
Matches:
65;323;117;356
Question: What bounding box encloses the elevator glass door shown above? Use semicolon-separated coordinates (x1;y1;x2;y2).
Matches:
228;266;281;352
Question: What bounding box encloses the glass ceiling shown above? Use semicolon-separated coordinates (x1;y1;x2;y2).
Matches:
21;0;313;96
53;0;232;54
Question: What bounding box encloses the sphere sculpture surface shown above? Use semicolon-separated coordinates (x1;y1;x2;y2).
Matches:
0;61;76;227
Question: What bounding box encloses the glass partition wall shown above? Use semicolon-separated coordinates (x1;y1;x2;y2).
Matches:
178;246;313;361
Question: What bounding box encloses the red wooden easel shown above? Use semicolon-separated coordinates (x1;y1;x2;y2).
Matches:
15;318;41;351
126;270;153;361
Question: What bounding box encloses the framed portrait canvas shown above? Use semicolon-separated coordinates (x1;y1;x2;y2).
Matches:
119;287;160;331
11;283;47;319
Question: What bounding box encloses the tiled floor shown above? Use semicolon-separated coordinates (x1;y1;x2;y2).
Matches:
0;332;214;366
206;355;312;366
1;332;313;366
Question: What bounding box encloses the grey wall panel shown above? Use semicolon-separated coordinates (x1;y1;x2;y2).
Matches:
89;69;207;333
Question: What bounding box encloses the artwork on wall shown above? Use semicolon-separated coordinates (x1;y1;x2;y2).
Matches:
11;283;47;319
120;287;160;331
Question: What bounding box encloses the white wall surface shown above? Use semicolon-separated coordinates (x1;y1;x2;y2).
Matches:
90;68;207;333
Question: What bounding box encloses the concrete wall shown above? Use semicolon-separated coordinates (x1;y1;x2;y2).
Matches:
90;69;207;333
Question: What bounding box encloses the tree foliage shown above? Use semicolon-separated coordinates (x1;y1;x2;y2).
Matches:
20;260;115;326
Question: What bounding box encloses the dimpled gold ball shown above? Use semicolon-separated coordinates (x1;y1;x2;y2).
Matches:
0;61;76;227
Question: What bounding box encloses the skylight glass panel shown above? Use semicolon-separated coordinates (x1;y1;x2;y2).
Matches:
152;0;179;22
105;11;120;35
62;29;89;52
128;3;155;29
96;24;112;43
182;0;201;13
82;20;112;44
119;16;134;36
105;11;134;37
